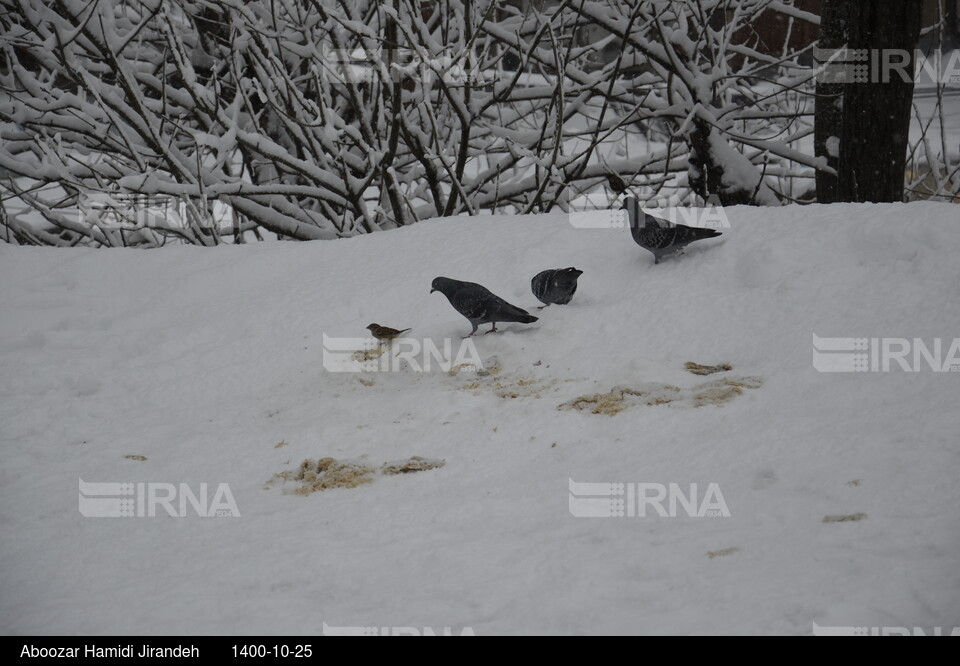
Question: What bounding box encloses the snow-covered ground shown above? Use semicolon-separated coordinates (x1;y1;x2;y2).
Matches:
1;201;959;635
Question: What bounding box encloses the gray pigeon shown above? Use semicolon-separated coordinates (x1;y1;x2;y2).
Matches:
531;267;583;308
430;277;538;336
623;197;721;264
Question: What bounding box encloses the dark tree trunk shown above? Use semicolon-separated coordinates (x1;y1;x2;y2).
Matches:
815;1;923;203
813;0;845;204
945;0;960;51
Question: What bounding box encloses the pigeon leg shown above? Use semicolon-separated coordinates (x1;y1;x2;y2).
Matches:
536;304;549;310
462;322;479;339
485;323;498;334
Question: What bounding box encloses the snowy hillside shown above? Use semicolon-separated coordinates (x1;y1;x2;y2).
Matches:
1;202;958;635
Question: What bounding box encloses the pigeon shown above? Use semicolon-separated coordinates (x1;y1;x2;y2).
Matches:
430;277;538;336
366;323;411;342
623;196;721;264
531;267;583;308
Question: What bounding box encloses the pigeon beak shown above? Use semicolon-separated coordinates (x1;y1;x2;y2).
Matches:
430;288;436;294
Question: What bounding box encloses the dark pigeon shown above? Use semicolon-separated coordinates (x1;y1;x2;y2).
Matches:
431;277;538;337
623;197;721;264
531;267;583;308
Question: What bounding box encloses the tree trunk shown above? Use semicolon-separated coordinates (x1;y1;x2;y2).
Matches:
815;0;923;203
813;0;845;203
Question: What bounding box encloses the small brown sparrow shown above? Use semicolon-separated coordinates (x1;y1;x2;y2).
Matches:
366;323;412;342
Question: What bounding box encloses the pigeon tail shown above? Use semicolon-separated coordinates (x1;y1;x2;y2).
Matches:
500;301;538;323
677;226;722;241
